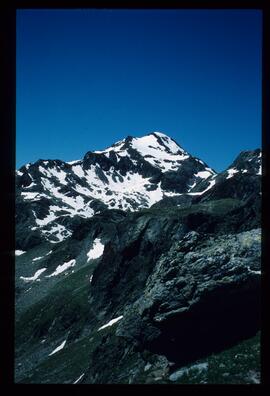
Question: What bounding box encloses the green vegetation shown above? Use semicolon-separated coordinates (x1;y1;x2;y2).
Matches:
15;263;94;352
161;332;261;384
137;198;241;218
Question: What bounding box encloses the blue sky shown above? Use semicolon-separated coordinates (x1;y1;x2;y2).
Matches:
16;9;262;172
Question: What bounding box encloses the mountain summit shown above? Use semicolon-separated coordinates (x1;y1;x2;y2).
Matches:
16;132;217;245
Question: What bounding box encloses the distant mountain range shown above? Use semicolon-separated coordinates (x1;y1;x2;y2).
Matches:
15;132;261;384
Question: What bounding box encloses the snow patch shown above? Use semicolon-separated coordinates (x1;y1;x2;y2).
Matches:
72;165;85;178
226;168;239;179
21;192;40;200
189;178;216;196
49;340;67;356
32;256;43;262
39;166;51;177
98;315;123;331
194;170;212;179
35;211;57;226
67;160;81;165
48;168;67;185
24;182;37;189
201;178;216;194
73;373;85;384
42;223;72;243
46;259;76;277
20;268;46;282
247;266;261;275
87;238;104;261
15;250;26;256
188;181;197;192
163;191;182;197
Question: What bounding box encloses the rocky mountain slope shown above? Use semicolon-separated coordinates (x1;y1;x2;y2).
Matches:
16;132;216;247
15;132;261;384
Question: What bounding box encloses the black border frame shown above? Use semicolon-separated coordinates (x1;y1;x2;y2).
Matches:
0;1;268;392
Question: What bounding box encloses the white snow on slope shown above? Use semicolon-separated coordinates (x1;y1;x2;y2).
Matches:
34;202;86;228
21;192;40;200
40;178;94;218
189;178;216;196
247;266;261;275
226;168;239;179
39;166;51;177
39;165;68;185
94;139;126;154
19;132;218;238
32;256;43;261
98;315;123;331
49;340;67;356
73;373;85;384
194;170;213;179
87;239;104;262
131;134;189;172
67;160;81;165
49;168;67;185
72;164;85;178
188;181;197;192
20;268;46;282
94;132;189;172
201;178;216;194
25;182;36;189
35;211;57;226
74;165;164;211
163;191;182;197
41;223;72;243
46;259;76;277
15;250;26;256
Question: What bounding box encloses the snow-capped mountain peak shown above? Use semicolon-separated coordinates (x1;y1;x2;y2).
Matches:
93;131;190;172
16;132;220;245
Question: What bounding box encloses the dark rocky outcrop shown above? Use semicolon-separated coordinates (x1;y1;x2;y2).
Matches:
116;229;261;366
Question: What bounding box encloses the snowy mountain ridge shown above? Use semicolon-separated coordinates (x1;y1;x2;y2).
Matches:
16;131;261;246
16;132;217;244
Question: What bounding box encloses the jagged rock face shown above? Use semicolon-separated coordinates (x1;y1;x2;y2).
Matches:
15;133;261;384
116;229;261;366
15;132;215;246
191;149;261;202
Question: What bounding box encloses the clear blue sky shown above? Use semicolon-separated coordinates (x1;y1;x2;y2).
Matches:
16;9;262;172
